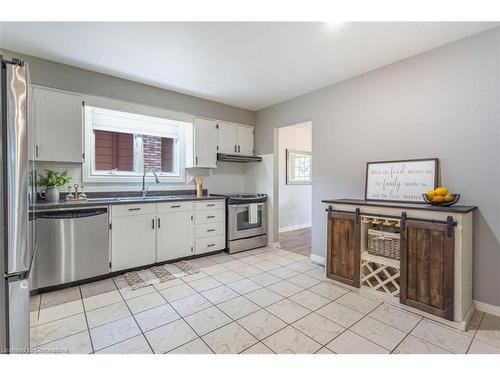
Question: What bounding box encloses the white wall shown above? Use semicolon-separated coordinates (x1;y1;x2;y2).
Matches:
244;154;275;246
278;122;312;232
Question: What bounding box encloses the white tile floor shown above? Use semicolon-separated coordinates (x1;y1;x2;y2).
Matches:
29;247;500;354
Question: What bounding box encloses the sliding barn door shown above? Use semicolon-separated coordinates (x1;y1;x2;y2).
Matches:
326;211;360;287
400;220;454;320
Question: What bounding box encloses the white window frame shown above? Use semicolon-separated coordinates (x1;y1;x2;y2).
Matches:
83;105;188;183
286;149;312;185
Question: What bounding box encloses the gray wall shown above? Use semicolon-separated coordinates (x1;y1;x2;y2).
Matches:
0;49;255;125
255;28;500;306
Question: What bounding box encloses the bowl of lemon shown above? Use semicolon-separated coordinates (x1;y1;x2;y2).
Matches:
422;187;460;207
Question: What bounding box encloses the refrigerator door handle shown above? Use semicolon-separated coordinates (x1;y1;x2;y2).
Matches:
4;61;29;276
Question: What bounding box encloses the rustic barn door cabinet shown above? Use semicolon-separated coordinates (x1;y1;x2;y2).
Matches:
323;199;476;331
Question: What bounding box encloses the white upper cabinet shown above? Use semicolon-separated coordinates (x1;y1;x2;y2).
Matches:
191;118;217;168
236;125;254;156
217;122;254;155
31;86;83;162
217;122;238;154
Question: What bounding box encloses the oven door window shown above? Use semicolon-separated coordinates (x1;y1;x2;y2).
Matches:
236;210;262;230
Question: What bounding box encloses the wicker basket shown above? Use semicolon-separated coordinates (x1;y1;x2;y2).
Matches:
367;229;400;260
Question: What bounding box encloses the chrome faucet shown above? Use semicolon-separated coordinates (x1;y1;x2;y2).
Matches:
142;170;160;197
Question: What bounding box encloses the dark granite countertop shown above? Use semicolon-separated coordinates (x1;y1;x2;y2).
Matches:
31;190;226;210
322;198;477;214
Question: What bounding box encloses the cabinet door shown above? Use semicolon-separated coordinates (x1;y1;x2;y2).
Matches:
111;215;156;272
32;87;83;162
193;118;217;168
236;126;254;155
157;211;195;262
326;211;360;287
217;122;237;154
400;220;454;320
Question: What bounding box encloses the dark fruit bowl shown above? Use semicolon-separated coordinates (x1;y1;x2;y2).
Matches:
422;193;461;207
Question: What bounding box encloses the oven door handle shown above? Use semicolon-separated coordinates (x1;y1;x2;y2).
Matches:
229;203;265;208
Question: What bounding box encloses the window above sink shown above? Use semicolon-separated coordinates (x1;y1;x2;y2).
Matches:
83;106;191;184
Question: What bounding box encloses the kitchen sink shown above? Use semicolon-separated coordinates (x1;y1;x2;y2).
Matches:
86;197;120;202
87;195;185;203
141;195;180;200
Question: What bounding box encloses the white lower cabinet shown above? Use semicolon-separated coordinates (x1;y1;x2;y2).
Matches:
195;235;226;255
111;200;225;272
157;211;195;262
194;209;225;224
193;201;225;255
111;213;157;272
195;221;225;238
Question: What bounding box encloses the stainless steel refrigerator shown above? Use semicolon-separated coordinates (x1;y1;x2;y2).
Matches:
0;56;34;353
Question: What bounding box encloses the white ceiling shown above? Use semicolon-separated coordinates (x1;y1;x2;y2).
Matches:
0;22;497;110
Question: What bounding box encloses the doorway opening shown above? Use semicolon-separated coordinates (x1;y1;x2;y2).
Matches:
277;121;312;256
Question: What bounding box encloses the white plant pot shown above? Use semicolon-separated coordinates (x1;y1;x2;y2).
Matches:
42;187;60;202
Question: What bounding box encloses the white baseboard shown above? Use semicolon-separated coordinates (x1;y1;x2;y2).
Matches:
279;223;311;233
474;300;500;317
310;254;325;266
272;242;281;248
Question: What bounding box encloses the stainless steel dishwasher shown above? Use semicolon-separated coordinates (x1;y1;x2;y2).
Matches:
31;206;110;290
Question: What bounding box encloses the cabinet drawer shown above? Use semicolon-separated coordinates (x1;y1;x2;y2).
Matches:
112;203;156;217
195;200;225;211
195;221;225;239
195;209;224;224
157;201;194;213
196;235;225;254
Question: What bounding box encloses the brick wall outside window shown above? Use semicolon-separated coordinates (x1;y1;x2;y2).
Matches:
143;135;174;172
161;138;174;172
143;135;162;171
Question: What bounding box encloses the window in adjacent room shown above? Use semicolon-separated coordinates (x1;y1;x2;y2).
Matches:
286;149;312;185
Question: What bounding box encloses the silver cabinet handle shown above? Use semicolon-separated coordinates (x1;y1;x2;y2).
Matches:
152;218;155;229
207;243;215;247
207;229;215;232
35;145;39;158
128;208;141;211
157;217;161;228
238;145;240;153
234;145;237;152
195;156;198;165
207;215;215;219
171;205;181;208
206;203;215;207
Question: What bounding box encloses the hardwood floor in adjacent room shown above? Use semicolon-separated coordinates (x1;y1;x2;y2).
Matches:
278;228;311;256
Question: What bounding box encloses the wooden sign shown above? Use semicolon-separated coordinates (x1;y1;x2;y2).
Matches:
365;158;438;203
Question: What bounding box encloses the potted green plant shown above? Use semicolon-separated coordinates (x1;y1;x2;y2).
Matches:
38;169;72;203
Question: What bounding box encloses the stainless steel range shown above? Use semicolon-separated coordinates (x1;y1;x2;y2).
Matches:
210;193;267;253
